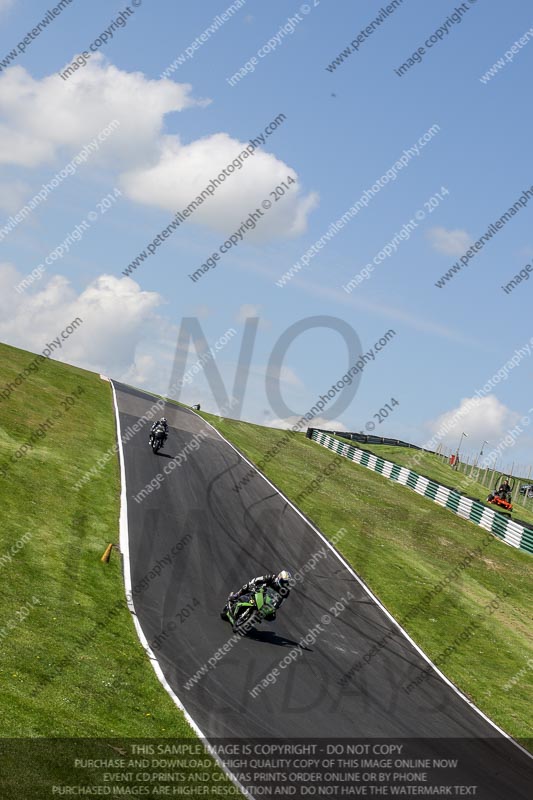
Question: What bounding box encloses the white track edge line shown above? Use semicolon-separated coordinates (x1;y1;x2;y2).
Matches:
109;380;255;800
191;408;533;763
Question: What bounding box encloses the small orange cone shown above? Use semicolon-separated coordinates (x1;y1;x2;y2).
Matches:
101;543;113;563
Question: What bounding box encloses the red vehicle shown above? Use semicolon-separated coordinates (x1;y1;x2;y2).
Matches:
487;476;514;512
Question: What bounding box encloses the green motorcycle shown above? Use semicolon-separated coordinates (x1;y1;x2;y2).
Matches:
221;586;281;635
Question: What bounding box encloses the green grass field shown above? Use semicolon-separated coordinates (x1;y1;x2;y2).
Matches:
0;343;235;797
197;410;533;747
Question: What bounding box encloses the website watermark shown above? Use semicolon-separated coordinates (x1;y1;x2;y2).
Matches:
232;328;396;493
0;387;85;479
344;187;449;293
0;318;84;403
58;3;140;81
502;657;533;692
501;262;533;295
394;1;478;78
339;531;494;687
160;0;247;78
404;589;511;696
480;24;533;84
122;113;287;278
227;2;317;86
275;125;441;288
0;596;40;641
0;0;75;73
14;189;122;293
435;186;533;288
74;395;164;490
325;0;405;73
0;121;120;243
75;328;236;490
190;176;296;283
0;532;32;570
249;591;354;698
133;429;209;503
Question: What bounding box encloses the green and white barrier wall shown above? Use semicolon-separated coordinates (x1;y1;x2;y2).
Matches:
309;429;533;555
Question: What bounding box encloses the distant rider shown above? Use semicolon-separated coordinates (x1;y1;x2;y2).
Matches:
149;417;168;445
224;570;292;620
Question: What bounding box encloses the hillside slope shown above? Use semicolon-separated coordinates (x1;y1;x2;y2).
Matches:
0;342;194;738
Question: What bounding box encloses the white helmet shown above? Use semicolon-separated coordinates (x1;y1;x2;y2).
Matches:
276;570;292;588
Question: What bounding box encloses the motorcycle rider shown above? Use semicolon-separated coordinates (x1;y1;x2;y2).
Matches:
149;417;168;445
223;570;292;621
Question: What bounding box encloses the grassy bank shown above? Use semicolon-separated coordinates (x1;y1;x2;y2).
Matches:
0;344;234;796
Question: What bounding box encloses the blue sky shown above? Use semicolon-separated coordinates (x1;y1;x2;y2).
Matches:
1;0;533;470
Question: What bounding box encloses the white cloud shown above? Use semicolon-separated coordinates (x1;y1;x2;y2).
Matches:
0;180;31;213
191;304;211;319
426;395;521;448
0;57;317;240
267;365;303;388
427;227;472;255
0;57;198;167
120;354;158;386
235;303;270;330
121;132;318;240
0;265;161;375
236;303;261;323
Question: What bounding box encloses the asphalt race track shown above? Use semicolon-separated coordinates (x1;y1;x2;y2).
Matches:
112;382;532;798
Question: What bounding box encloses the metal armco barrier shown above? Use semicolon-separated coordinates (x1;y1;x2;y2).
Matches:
308;428;426;450
308;429;533;555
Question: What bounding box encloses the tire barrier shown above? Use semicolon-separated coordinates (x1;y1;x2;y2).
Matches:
308;429;533;555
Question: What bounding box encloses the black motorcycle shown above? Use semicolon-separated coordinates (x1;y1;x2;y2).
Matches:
150;428;167;454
